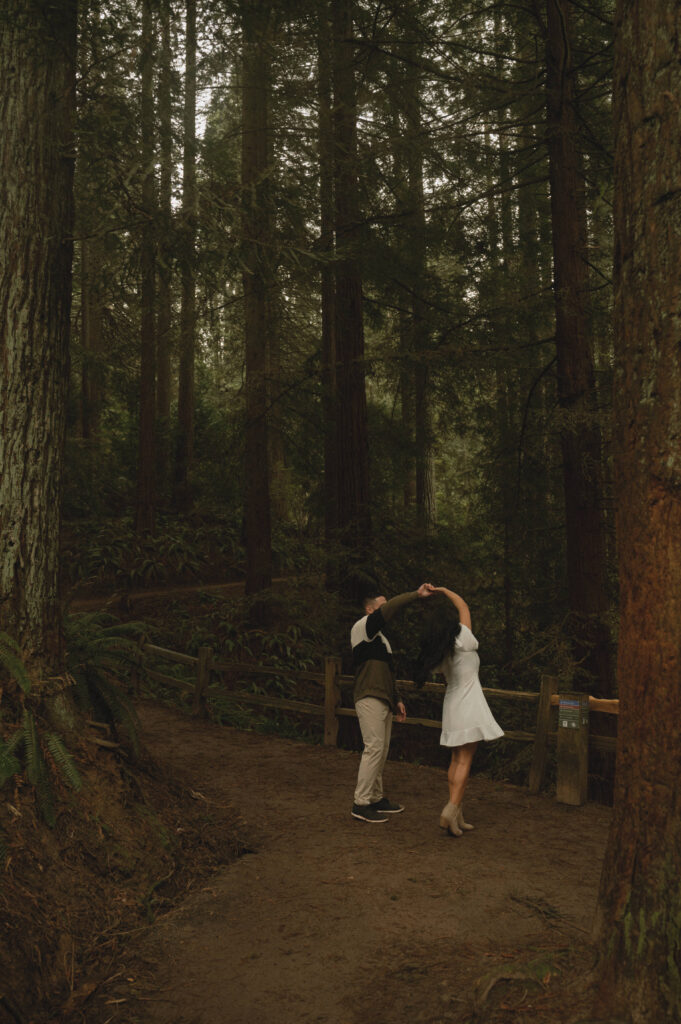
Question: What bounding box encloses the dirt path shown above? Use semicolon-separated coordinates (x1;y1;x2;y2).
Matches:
101;703;612;1024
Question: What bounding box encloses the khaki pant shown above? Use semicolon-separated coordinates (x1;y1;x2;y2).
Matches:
353;697;393;806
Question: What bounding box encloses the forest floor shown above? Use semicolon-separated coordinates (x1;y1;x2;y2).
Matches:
87;701;612;1024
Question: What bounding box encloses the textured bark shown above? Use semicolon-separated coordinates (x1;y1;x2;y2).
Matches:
241;0;273;596
331;0;370;556
174;0;197;514
0;0;77;669
545;0;613;694
135;0;157;534
593;3;681;1019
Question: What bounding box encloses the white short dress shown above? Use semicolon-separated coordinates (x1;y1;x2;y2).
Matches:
439;624;504;747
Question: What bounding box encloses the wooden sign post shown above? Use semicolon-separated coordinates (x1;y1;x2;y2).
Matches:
556;692;589;805
323;656;342;746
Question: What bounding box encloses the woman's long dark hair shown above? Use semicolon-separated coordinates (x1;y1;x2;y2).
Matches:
413;595;461;687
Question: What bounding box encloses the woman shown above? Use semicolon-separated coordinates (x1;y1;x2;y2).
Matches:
415;585;503;836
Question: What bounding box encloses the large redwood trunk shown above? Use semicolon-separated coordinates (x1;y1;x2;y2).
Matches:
0;0;77;670
593;2;681;1020
403;53;433;533
241;0;273;596
545;0;613;694
156;0;173;502
135;0;157;534
331;0;370;559
174;0;197;514
318;0;338;561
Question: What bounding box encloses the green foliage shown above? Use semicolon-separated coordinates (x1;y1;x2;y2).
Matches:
66;611;143;754
0;736;20;787
46;732;83;792
62;515;244;590
0;633;31;694
0;616;143;829
2;708;83;828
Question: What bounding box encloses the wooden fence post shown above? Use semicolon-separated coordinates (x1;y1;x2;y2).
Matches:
193;646;213;717
323;656;342;746
528;675;558;794
556;691;589;805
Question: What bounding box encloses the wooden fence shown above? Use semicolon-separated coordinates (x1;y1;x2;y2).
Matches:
133;642;619;806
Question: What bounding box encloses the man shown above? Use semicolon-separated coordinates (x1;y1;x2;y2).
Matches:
351;583;431;822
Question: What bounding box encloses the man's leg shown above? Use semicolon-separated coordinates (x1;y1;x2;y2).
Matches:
369;704;393;804
354;697;389;807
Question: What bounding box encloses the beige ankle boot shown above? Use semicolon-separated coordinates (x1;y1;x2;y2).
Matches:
440;801;463;836
458;804;474;831
439;801;454;829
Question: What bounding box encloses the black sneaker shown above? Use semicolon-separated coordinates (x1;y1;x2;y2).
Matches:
369;797;404;814
351;803;388;823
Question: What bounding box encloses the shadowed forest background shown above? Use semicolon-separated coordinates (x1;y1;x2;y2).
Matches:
1;0;680;1021
67;0;615;687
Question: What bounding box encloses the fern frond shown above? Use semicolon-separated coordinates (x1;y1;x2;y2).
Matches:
46;733;82;791
5;728;24;757
22;709;42;786
19;711;56;826
0;739;20;787
0;633;31;694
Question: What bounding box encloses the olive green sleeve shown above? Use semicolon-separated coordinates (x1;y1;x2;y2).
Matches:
379;590;419;624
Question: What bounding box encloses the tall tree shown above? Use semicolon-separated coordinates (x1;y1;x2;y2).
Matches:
241;0;273;595
545;0;612;693
331;0;370;559
174;0;197;513
135;0;157;533
80;234;104;442
318;0;339;559
0;0;77;668
156;0;174;501
593;1;681;1019
397;30;433;532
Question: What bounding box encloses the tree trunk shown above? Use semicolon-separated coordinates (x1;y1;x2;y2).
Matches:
403;50;433;533
156;0;173;503
593;3;681;1019
0;0;77;670
135;0;157;534
545;0;613;694
80;234;103;441
331;0;370;559
387;61;415;513
174;0;197;514
318;0;339;564
241;0;273;596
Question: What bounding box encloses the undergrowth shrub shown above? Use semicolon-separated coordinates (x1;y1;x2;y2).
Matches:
66;611;145;753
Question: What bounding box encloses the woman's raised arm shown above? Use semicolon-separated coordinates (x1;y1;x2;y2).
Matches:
426;585;472;630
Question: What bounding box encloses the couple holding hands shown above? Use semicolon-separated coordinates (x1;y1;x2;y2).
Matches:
350;582;504;831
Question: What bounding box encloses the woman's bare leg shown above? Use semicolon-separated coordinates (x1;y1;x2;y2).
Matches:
449;742;477;805
441;743;478;835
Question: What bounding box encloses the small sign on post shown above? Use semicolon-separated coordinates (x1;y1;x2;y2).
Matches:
556;692;589;805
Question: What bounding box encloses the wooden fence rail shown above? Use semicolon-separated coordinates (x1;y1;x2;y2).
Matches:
133;642;619;806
